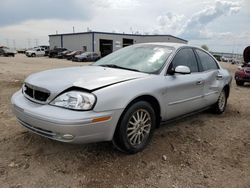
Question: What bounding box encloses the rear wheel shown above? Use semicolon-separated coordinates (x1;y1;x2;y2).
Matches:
212;89;227;114
113;101;156;154
31;53;36;57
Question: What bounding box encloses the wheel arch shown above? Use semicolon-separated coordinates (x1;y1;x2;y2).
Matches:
117;95;162;129
112;95;161;152
223;84;230;98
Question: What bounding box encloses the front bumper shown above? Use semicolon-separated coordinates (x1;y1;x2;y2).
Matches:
26;53;32;57
235;74;250;82
11;90;123;144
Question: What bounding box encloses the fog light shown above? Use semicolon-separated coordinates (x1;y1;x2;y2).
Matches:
62;134;74;140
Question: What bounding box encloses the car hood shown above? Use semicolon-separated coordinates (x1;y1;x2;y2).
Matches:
4;48;16;53
25;65;148;96
75;55;84;58
26;50;35;53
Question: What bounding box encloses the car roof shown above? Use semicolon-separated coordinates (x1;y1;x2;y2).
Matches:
134;42;187;49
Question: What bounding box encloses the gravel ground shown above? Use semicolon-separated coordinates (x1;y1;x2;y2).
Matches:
0;54;249;188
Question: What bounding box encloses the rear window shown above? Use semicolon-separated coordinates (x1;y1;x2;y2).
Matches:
195;49;219;71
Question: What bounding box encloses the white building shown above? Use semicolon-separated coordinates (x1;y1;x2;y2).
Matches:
49;31;188;57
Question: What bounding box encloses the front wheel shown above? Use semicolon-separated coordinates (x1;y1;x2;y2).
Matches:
113;101;156;154
212;89;227;114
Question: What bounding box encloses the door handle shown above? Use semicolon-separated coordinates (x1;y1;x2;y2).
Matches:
216;74;223;80
196;80;204;85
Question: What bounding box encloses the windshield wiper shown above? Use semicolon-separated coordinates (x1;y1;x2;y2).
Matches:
99;64;140;72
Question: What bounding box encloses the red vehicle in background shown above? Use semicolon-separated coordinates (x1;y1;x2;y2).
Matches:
235;46;250;86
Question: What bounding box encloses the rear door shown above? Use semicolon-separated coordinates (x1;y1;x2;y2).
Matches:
164;47;206;119
194;49;222;106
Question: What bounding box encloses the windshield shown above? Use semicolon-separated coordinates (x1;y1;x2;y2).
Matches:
93;44;173;73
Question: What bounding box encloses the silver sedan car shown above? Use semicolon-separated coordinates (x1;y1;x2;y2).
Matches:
11;43;232;153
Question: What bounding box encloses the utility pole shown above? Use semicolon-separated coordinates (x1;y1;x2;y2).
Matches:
5;38;9;47
27;38;31;49
13;39;16;50
34;38;39;47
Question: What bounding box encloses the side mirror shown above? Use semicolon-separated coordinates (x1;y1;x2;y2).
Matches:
174;65;191;74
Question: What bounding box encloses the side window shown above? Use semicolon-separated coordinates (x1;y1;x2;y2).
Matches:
171;48;199;73
195;49;218;71
37;49;40;51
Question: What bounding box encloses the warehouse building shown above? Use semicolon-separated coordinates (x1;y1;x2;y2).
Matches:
49;31;188;57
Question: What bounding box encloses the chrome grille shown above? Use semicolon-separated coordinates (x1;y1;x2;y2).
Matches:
23;84;50;102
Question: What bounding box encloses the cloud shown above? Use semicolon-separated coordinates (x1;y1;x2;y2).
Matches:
180;0;241;39
92;0;140;9
154;0;242;40
155;12;185;35
0;0;92;26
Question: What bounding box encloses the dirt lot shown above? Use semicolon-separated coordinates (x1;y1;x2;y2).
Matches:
0;54;249;188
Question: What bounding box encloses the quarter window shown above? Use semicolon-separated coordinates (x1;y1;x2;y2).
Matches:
171;48;199;73
195;49;218;71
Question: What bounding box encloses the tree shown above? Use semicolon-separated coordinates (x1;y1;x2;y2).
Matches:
201;45;209;51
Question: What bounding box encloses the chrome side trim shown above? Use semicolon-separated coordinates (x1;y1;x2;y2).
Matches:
168;95;203;106
204;91;219;96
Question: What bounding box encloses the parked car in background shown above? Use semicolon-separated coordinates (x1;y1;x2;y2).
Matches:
39;45;50;56
26;47;45;57
0;46;16;57
48;47;67;58
235;63;250;86
56;50;72;59
72;52;100;62
65;50;83;60
213;55;221;61
231;58;242;65
17;49;27;54
221;56;232;63
11;43;232;154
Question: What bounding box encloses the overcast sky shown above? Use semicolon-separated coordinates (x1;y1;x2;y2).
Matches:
0;0;249;53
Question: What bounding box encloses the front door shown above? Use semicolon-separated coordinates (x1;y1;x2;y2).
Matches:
164;48;206;119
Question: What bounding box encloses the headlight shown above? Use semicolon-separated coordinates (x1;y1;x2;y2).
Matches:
50;91;96;110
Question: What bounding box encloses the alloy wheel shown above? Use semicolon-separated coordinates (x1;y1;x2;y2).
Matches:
126;109;152;146
218;91;226;111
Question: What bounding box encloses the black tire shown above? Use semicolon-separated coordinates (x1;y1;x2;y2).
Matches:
236;80;244;86
31;53;36;57
211;89;227;114
113;101;156;154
